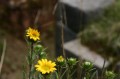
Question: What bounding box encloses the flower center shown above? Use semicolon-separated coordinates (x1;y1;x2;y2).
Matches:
32;32;38;37
43;65;50;71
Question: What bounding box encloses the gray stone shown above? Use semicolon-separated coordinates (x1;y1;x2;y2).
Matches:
60;0;114;12
64;39;110;68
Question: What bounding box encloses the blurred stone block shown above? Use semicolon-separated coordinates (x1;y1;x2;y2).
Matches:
64;39;110;68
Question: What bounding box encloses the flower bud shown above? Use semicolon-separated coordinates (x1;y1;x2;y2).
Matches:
67;58;77;66
82;61;93;70
34;45;43;53
34;45;46;59
105;71;116;79
39;52;47;59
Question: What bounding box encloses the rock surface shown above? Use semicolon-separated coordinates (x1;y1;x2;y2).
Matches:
60;0;114;11
64;39;109;68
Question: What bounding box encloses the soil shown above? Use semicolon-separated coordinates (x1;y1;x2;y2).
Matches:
0;31;27;79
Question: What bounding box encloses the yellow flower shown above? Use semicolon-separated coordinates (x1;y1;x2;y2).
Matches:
35;59;56;74
26;27;40;41
57;56;64;62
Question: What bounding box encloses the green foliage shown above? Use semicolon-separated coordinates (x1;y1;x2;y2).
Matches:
105;71;116;79
79;0;120;62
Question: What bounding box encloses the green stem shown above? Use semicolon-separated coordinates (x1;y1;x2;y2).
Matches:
67;66;72;79
57;66;60;79
29;42;34;79
44;75;47;79
86;72;90;79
